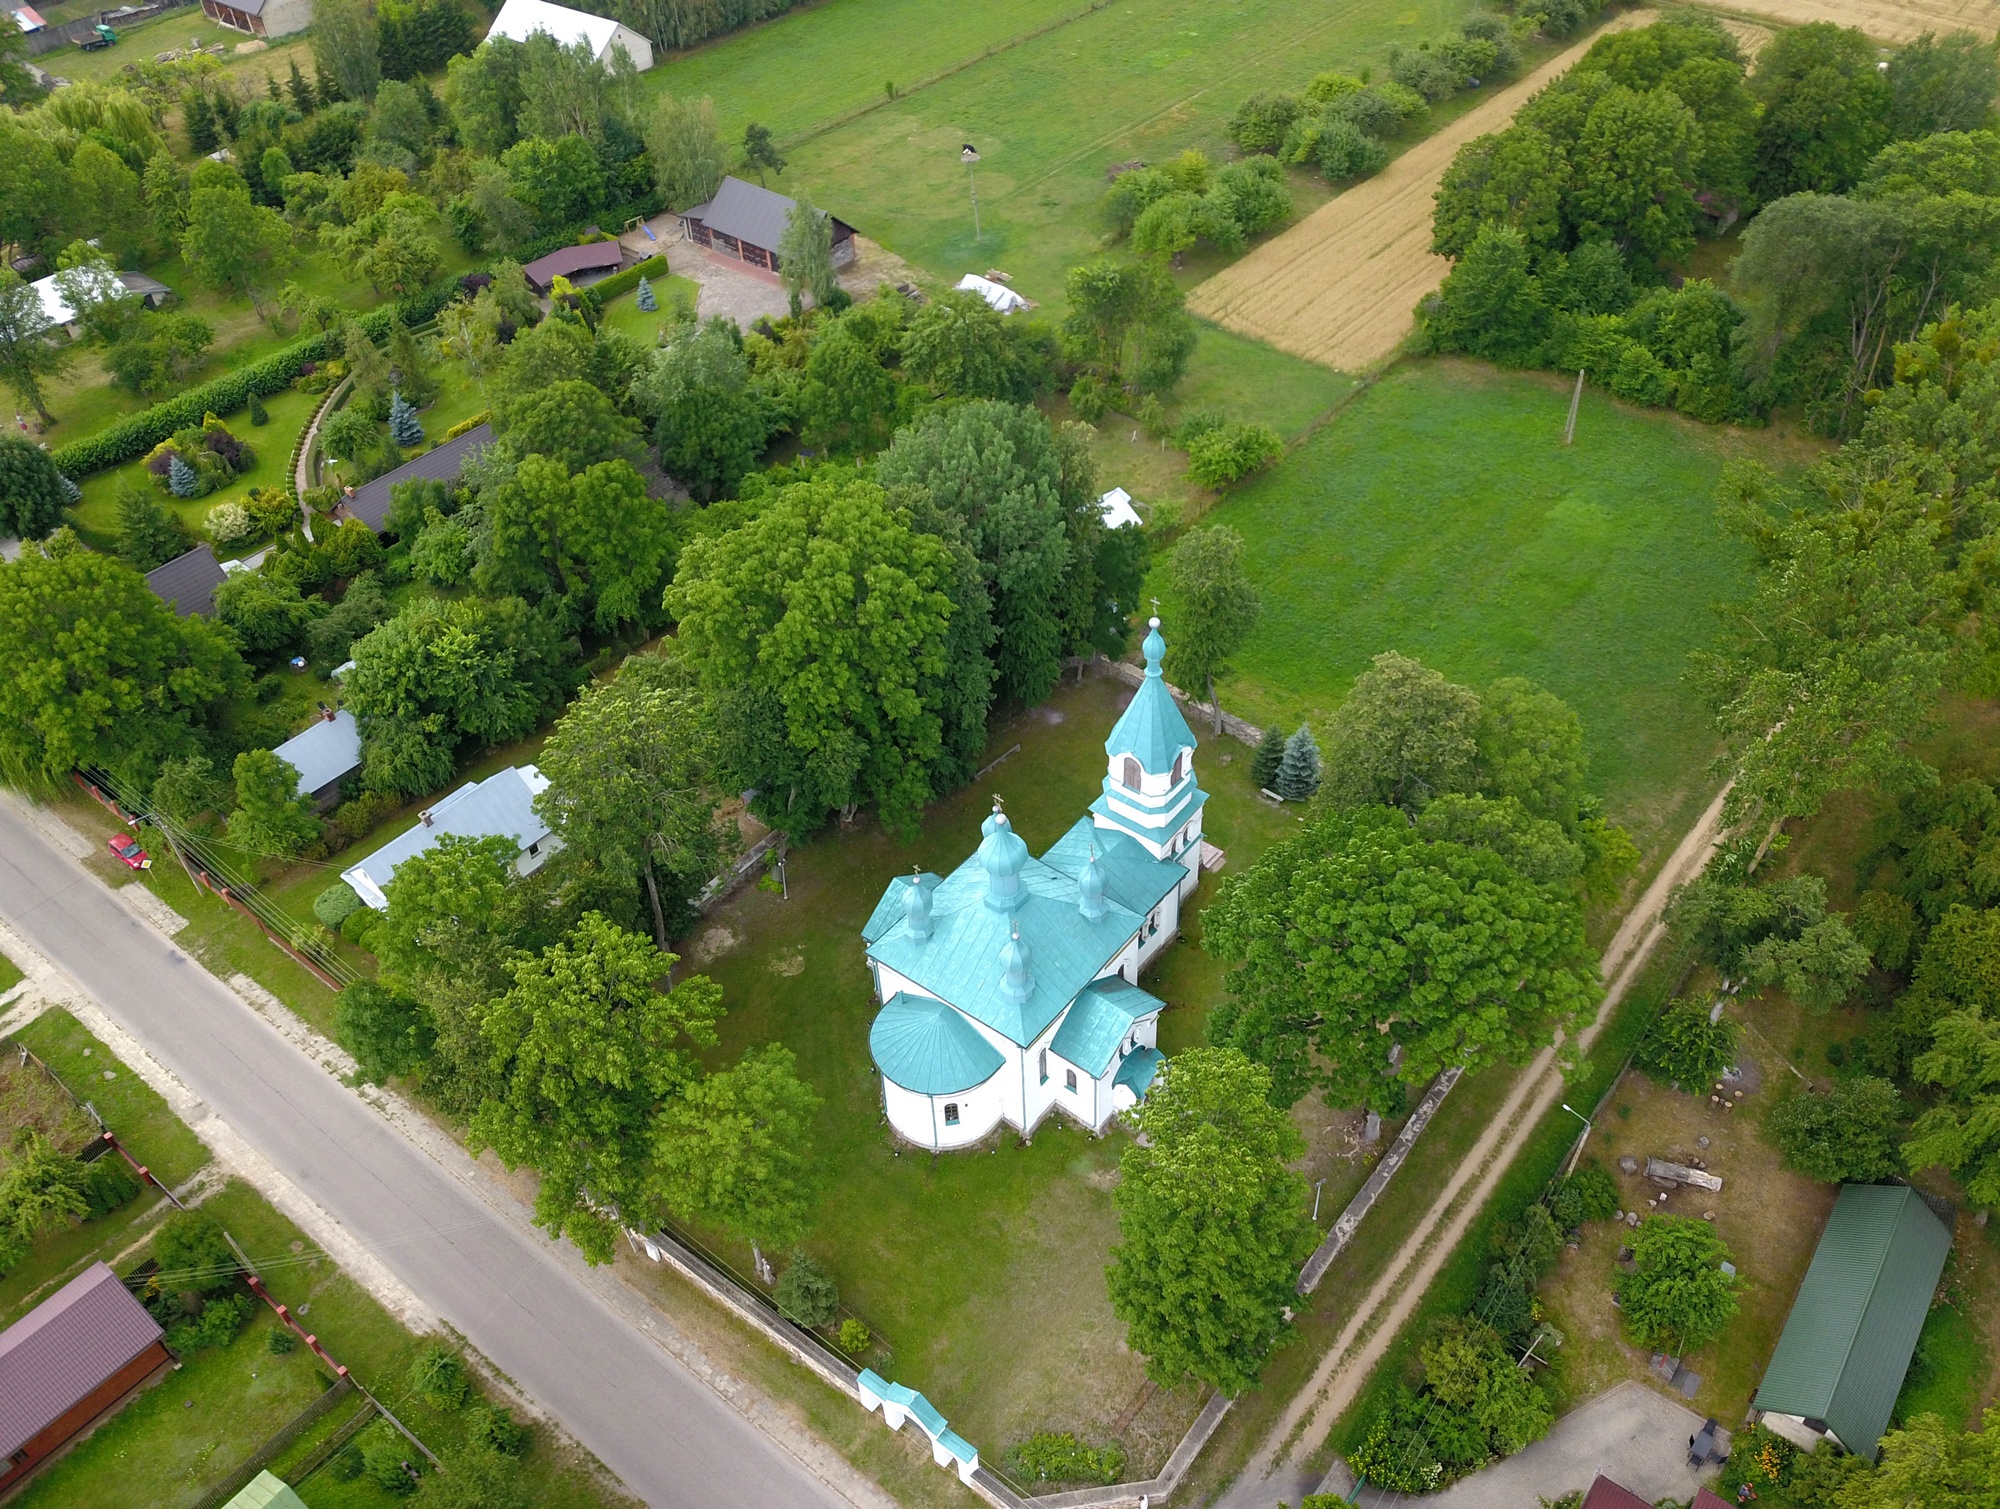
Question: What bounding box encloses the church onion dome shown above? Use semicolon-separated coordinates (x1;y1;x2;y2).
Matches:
1078;845;1106;921
1103;616;1197;776
999;925;1034;1005
903;868;932;940
978;800;1029;911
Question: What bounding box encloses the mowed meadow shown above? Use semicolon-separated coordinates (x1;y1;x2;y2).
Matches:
1196;361;1826;862
645;0;1491;306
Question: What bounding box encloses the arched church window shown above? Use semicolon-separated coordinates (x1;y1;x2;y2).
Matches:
1121;756;1142;789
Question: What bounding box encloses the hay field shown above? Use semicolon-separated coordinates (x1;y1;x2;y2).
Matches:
1187;11;1651;374
1720;0;1998;41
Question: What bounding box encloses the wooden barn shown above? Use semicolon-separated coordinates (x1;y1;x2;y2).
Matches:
678;177;856;275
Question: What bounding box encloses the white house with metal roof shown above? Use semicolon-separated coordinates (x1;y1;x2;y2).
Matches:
341;765;559;910
861;618;1211;1151
484;0;653;70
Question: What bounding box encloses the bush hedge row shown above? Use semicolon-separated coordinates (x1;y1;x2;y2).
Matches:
53;192;670;481
53;276;462;479
590;255;669;304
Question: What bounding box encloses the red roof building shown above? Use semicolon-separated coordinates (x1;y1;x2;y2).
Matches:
520;241;625;295
0;1262;172;1496
1580;1475;1655;1509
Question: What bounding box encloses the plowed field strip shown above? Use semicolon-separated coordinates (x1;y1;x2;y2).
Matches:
1188;12;1652;374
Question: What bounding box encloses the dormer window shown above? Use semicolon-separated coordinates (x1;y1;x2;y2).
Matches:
1121;756;1142;789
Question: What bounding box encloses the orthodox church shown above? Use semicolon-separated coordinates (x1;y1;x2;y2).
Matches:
861;619;1214;1151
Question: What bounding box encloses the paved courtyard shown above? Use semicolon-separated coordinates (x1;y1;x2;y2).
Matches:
1344;1381;1729;1509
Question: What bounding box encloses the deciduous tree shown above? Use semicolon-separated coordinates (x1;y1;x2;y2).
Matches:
1769;1077;1903;1183
0;269;69;427
1158;525;1260;731
478;456;673;631
534;663;726;949
652;1044;821;1248
632;318;769;500
1106;1048;1317;1394
471;912;724;1263
648;94;725;211
777;189;838;316
312;0;382;103
227;749;323;858
1616;1215;1738;1352
1204;802;1598;1109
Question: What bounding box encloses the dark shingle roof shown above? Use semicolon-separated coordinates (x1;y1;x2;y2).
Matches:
144;545;227;618
520;243;623;293
1754;1183;1954;1455
685;176;851;254
0;1262;164;1459
1580;1479;1652;1509
343;424;494;534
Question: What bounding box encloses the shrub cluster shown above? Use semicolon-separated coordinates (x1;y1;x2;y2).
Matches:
1636;996;1742;1089
1012;1432;1127;1485
1177;413;1283;488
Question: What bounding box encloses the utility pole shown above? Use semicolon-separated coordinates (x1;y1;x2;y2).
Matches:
1563;368;1585;445
961;143;981;244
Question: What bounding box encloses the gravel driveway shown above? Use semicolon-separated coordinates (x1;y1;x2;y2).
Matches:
1347;1380;1730;1508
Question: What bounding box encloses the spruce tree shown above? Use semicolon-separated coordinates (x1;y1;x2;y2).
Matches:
1276;723;1322;802
116;481;192;569
636;275;657;313
57;471;80;505
167;453;200;499
288;58;317;114
248;391;269;426
265;72;282;103
1251;725;1285;791
183;93;219;156
388;390;423;448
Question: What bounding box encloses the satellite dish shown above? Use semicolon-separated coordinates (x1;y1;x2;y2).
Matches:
961;144;981;164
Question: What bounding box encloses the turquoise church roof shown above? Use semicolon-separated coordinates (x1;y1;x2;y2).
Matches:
869;993;1005;1094
1051;978;1163;1076
1104;618;1198;775
1115;1046;1164;1097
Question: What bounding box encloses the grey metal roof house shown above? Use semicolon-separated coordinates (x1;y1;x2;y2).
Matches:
340;424;494;535
144;545;228;618
1754;1184;1954;1457
271;709;361;811
341;764;559;910
679;176;857;275
521;242;625;295
0;1262;172;1496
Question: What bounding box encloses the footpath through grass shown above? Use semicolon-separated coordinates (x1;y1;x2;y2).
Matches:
1190;359;1822;865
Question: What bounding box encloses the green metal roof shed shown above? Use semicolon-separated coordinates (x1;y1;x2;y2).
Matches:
1753;1184;1953;1457
224;1471;310;1509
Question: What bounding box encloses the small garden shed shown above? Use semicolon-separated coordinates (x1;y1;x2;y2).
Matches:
271;708;361;811
1753;1183;1953;1457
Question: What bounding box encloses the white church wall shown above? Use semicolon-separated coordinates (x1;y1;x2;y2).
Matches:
883;1076;1005;1150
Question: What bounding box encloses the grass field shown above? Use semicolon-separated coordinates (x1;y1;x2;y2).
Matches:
654;0;1485;308
689;672;1298;1465
0;948;21;994
1178;359;1828;866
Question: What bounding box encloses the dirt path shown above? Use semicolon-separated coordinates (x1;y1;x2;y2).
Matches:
1212;786;1733;1509
1187;12;1653;375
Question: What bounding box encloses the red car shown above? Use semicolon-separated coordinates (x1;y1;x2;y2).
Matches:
108;833;152;871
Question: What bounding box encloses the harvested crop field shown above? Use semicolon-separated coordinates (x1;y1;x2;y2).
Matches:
1187;11;1650;373
1720;0;1998;42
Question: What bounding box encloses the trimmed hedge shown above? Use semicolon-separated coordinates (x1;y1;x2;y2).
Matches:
591;255;669;304
54;275;463;480
54;191;667;481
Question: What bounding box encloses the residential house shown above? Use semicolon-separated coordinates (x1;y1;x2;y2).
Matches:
339;424;493;535
144;545;228;619
484;0;653;70
341;765;559;910
0;1263;172;1498
270;709;361;811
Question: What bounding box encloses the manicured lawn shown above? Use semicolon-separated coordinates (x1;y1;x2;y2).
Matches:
691;672;1295;1467
0;948;21;994
1179;359;1826;866
595;278;703;348
1896;1303;1988;1430
70;384;318;556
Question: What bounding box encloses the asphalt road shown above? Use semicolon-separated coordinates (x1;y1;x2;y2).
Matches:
0;798;852;1509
